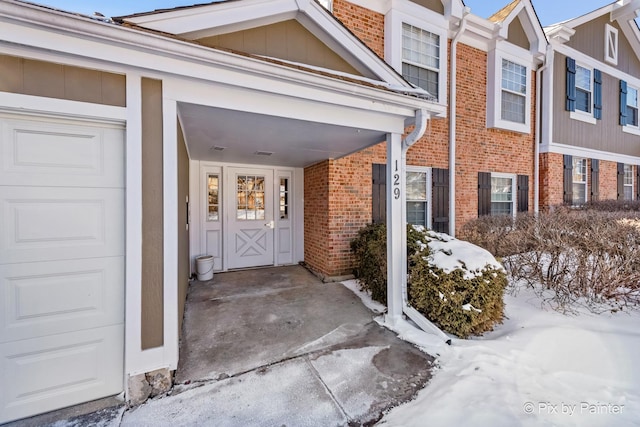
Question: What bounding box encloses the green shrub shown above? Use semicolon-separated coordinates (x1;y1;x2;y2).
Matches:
408;255;507;338
350;222;424;304
351;223;507;338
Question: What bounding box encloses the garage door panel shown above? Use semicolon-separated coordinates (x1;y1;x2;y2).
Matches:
0;257;124;343
0;187;124;263
0;117;124;188
0;325;123;423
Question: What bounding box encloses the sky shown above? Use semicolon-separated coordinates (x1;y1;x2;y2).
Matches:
34;0;615;26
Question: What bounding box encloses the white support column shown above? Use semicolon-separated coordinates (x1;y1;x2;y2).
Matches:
162;97;179;370
386;132;404;325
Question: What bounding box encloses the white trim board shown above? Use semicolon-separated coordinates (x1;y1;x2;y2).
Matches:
541;142;640;164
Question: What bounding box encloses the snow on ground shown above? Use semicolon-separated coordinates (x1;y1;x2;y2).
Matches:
376;286;640;427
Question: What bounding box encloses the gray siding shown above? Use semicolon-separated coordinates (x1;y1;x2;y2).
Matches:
508;16;530;51
567;16;640;79
552;52;640;157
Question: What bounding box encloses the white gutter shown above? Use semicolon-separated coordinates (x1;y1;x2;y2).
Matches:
448;8;470;237
535;45;551;214
399;108;450;343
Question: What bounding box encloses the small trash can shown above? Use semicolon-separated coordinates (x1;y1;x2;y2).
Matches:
196;255;214;281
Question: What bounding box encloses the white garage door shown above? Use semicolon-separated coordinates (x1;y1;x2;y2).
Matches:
0;113;125;423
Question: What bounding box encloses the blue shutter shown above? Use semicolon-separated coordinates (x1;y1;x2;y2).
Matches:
593;69;602;120
620;80;628;126
566;57;576;112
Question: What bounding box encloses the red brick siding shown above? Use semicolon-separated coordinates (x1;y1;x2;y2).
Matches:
539;152;564;209
303;6;536;277
599;160;619;200
332;0;385;59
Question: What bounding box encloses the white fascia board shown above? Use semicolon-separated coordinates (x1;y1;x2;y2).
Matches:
610;0;640;22
617;19;640;61
554;43;640;89
543;142;640;165
555;4;613;29
0;5;442;123
124;0;295;35
458;14;498;51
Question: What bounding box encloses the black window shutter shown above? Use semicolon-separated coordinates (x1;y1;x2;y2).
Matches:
591;159;600;202
636;165;640;200
620;80;628;126
478;172;492;216
566;57;576;112
517;175;529;213
563;155;573;204
371;163;386;224
594;69;602;120
432;168;449;233
617;162;625;200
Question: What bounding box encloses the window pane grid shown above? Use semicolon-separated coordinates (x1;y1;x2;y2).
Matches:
502;59;527;94
207;174;219;221
407;201;427;227
490;177;513;216
572;158;587;205
502;91;526;123
627;87;639;126
402;23;439;69
575;65;592;113
279;178;289;219
236;175;265;220
402;63;438;97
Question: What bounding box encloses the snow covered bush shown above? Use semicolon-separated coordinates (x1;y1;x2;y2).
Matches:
461;207;640;312
408;230;507;338
351;224;507;338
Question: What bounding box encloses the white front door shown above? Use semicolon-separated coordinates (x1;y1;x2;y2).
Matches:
0;113;124;423
226;167;274;269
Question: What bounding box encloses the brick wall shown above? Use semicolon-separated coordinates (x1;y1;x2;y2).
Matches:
599;160;619;200
303;4;536;277
332;0;385;59
539;152;564;209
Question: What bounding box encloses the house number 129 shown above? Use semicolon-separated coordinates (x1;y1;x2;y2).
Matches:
393;160;400;200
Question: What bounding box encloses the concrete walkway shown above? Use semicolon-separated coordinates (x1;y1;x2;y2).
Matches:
7;266;435;427
123;266;435;426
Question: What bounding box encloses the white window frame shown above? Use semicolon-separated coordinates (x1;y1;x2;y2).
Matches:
406;166;432;228
490;172;517;218
624;164;634;201
605;23;619;66
570;62;597;125
487;46;533;134
385;7;449;106
624;85;640;135
500;58;528;125
572;157;588;206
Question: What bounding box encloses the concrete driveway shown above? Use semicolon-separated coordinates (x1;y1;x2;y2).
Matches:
121;265;435;426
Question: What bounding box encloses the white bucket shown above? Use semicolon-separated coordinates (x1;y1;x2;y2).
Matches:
196;255;214;281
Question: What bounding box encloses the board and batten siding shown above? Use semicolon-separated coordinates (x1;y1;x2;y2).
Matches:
0;54;126;106
141;77;164;350
566;16;640;78
552;52;640;157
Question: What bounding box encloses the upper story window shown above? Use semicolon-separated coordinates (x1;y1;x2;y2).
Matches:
575;65;592;114
318;0;332;12
501;59;527;124
402;23;440;100
487;50;532;134
566;57;602;124
627;86;638;127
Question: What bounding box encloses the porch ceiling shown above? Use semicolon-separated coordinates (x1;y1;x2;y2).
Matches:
179;102;386;167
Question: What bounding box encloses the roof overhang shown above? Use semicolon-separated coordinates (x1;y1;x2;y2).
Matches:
117;0;410;86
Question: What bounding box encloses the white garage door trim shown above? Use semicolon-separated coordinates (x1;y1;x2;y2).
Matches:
0;110;126;424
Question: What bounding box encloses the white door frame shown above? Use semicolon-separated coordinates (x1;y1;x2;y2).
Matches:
190;161;304;273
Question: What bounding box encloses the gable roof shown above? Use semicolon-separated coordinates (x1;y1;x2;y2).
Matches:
488;0;519;23
486;0;546;56
116;0;411;88
544;0;640;59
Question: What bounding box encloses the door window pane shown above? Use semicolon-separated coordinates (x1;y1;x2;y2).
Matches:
207;174;219;221
572;157;587;205
406;171;428;227
280;178;289;219
236;175;265;220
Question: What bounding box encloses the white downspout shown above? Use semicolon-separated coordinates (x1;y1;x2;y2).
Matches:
535;45;551;214
448;8;470;237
